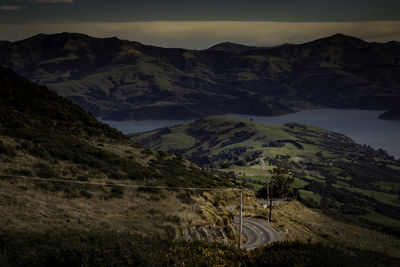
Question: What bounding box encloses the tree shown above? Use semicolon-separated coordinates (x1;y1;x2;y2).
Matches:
270;167;294;199
257;167;294;221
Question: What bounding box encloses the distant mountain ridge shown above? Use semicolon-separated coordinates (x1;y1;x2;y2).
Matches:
0;32;399;120
206;42;260;52
379;107;400;120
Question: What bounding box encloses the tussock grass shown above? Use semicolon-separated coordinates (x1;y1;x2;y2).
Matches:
0;176;237;240
254;201;400;258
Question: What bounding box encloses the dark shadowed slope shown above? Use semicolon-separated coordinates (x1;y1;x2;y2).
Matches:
0;33;399;120
0;65;233;188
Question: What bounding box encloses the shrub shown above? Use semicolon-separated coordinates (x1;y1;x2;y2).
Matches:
34;163;58;179
10;168;32;176
79;189;93;199
138;187;161;194
0;140;16;157
0;230;398;266
109;186;124;198
0;229;167;266
76;175;89;182
176;191;195;204
141;148;153;156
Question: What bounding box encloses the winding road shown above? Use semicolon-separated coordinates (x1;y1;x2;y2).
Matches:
233;216;281;250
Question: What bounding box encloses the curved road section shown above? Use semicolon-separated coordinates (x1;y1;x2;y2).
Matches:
233;216;281;250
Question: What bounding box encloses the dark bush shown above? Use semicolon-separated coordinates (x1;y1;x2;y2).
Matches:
79;189;93;199
109;186;124;198
176;191;195;204
34;163;58;179
0;229;398;266
0;140;16;157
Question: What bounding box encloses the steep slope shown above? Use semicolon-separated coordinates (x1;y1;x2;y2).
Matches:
0;66;235;238
132;116;400;234
0;65;233;188
0;33;399;120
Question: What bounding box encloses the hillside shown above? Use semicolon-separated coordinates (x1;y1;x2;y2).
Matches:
1;33;399;120
132;116;400;234
1;70;398;264
0;66;236;239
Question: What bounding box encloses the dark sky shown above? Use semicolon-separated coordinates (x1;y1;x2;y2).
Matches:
1;0;399;48
1;0;400;23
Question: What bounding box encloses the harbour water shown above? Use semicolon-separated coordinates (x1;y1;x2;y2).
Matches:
101;109;400;158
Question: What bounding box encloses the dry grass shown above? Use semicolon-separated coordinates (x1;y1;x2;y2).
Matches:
252;201;400;258
5;135;399;257
0;134;237;242
0;177;216;238
0;177;237;242
222;189;400;258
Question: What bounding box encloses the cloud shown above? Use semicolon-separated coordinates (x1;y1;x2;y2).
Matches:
0;5;24;10
0;21;399;49
34;0;73;3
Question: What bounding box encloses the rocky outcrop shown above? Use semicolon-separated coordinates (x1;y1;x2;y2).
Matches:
179;224;237;244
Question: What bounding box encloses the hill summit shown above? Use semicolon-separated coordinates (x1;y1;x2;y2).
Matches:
206;42;259;52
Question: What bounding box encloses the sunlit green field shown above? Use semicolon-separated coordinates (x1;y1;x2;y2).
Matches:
132;115;400;231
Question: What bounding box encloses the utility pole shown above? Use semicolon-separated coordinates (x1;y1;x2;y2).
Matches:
260;157;270;222
267;179;270;222
269;184;273;222
238;188;243;249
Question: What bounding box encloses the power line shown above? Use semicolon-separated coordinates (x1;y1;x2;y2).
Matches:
1;173;245;249
0;173;241;191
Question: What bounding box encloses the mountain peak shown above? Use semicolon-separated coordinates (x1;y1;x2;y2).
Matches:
329;33;366;42
307;33;369;48
23;32;90;41
17;32;122;46
386;40;400;46
206;42;259;52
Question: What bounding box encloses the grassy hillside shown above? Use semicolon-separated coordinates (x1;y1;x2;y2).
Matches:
1;67;399;265
243;200;400;258
0;67;398;266
1;33;399;120
132;116;400;234
0;66;236;241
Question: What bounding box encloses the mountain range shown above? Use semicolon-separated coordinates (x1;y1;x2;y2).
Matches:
1;33;399;120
